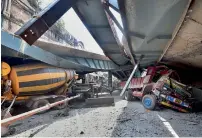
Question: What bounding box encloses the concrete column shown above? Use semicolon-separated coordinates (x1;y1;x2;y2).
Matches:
108;71;112;88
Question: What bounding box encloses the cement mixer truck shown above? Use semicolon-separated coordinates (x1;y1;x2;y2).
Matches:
1;62;78;112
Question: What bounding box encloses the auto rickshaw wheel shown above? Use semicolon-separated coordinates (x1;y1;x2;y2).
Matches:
142;94;156;110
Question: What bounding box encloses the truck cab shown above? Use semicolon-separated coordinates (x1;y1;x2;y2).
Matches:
120;65;180;100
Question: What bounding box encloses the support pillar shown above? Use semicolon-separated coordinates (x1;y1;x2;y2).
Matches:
108;71;112;88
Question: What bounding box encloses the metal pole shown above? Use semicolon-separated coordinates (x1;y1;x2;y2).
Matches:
3;96;17;119
1;96;7;105
1;95;80;127
120;63;139;97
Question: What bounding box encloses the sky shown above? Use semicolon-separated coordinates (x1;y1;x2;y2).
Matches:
40;0;123;55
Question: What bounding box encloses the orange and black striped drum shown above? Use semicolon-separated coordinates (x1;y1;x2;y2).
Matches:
9;63;75;96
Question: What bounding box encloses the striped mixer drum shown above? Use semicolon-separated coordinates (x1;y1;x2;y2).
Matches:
8;63;75;96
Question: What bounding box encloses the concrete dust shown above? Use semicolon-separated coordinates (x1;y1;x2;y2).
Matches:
8;90;202;137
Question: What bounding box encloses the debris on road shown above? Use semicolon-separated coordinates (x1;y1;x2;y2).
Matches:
117;118;132;123
5;92;202;137
53;107;70;118
80;131;84;135
187;121;198;125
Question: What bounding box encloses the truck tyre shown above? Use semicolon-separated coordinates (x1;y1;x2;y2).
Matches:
142;94;156;110
31;99;49;114
53;97;67;110
124;90;133;101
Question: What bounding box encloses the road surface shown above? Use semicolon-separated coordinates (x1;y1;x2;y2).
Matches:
8;91;202;137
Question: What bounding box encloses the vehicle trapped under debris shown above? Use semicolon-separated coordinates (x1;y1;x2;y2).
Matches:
120;65;202;112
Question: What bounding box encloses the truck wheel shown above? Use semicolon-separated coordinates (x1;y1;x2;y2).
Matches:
142;94;156;110
53;97;67;110
31;99;49;114
124;90;133;101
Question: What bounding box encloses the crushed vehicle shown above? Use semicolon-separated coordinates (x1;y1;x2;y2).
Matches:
120;65;201;112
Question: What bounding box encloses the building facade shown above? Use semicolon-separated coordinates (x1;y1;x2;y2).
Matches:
1;0;84;49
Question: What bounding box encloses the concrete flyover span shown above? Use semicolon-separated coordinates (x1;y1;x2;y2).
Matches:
1;31;119;72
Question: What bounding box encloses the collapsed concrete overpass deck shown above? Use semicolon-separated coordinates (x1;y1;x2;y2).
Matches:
4;0;202;83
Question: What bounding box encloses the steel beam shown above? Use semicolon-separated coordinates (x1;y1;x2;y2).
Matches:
98;60;102;69
84;58;91;67
105;0;120;13
128;31;145;39
103;2;124;34
112;71;123;80
120;55;143;97
117;0;136;65
15;0;78;45
147;34;172;43
73;1;130;66
72;4;121;66
120;71;127;78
